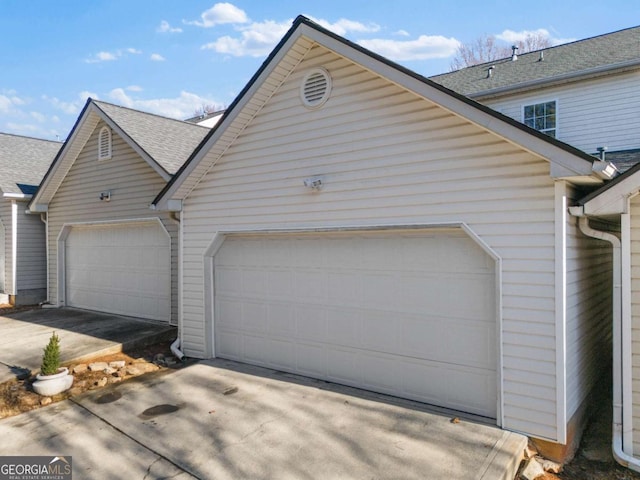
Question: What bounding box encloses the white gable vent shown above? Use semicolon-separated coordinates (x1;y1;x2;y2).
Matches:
300;68;331;109
98;126;112;160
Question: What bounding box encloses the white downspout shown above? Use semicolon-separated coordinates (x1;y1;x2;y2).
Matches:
39;213;50;304
571;211;640;472
168;211;185;361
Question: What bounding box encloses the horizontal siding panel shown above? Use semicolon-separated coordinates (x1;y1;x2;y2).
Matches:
486;70;640;153
180;44;561;439
47;122;178;324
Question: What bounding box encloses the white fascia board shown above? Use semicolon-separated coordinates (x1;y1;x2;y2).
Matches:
28;203;48;213
2;193;32;200
583;171;640;216
30;108;99;208
155;30;306;208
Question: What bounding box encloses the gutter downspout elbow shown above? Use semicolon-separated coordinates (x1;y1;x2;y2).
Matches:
574;215;640;472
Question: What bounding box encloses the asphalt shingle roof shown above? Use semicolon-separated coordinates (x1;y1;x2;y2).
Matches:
93;101;210;175
0;133;61;195
430;26;640;97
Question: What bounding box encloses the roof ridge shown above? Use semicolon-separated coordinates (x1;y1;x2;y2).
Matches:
0;131;62;144
92;99;210;130
433;24;640;76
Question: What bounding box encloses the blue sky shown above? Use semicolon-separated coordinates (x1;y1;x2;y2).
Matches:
1;1;637;141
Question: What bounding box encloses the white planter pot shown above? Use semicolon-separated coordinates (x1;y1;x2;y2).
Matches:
32;368;74;396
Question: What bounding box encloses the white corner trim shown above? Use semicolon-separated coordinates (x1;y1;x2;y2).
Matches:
11;201;17;296
554;180;568;444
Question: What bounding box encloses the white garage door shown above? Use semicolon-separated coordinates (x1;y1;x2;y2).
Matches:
214;229;497;418
65;222;171;322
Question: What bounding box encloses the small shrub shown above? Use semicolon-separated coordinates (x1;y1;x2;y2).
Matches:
40;332;61;376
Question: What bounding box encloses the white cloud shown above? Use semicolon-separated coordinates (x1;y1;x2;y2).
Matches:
201;19;290;57
307;16;380;36
357;35;461;61
42;93;87;115
85;48;143;63
150;53;166;62
126;85;143;92
157;20;182;33
107;88;224;120
395;30;410;37
0;93;28;113
30;111;47;123
186;2;248;27
496;28;575;47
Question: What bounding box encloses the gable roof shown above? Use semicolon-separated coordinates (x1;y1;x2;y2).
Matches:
29;99;209;212
0;133;61;198
430;25;640;98
153;15;611;210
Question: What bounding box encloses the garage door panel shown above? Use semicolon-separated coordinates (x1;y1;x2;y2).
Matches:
214;230;497;418
66;223;170;322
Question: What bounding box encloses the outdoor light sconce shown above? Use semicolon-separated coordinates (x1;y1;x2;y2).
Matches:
99;191;111;202
303;176;323;191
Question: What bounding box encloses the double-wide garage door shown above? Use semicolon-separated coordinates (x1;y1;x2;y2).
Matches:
214;229;497;418
65;222;171;322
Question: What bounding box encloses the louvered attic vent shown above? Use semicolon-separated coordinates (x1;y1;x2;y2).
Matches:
98;126;112;160
301;68;331;109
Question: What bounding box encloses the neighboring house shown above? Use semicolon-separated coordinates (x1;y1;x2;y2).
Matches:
570;162;640;470
430;25;640;172
0;133;61;305
152;16;620;460
185;110;225;128
28;99;209;324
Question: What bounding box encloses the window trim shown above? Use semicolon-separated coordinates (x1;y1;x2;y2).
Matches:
522;99;558;139
98;126;112;161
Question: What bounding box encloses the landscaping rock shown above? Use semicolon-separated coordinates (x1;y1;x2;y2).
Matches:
541;459;562;474
103;367;117;375
109;376;123;384
126;366;142;376
88;362;109;372
109;360;126;369
520;458;545;480
95;377;108;388
39;397;52;406
72;364;88;374
135;363;159;374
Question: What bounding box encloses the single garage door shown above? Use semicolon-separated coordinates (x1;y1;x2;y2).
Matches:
214;229;497;418
65;222;171;322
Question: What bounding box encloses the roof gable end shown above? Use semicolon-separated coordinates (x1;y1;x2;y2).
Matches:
29;99;209;212
153;16;608;210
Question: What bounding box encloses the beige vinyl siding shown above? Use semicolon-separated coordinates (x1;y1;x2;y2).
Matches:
15;202;46;292
47;121;178;324
180;45;561;440
0;200;12;294
565;187;613;420
631;196;640;454
484;70;640;154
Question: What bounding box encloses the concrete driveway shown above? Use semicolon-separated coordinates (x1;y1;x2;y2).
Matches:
0;359;526;479
0;307;175;382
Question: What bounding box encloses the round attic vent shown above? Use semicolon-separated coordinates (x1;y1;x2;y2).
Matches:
300;68;331;109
